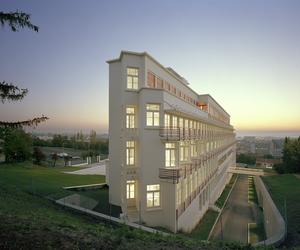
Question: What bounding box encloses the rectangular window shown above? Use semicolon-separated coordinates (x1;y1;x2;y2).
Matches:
126;106;136;128
126;141;135;165
127;67;138;89
172;116;178;128
179;118;183;128
164;113;171;127
156;77;163;89
147;71;155;88
191;140;196;157
180;141;189;162
146;184;160;208
126;180;135;199
146;104;160;126
165;143;176;167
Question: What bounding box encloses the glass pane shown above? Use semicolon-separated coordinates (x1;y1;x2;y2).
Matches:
153;112;160;126
147;193;153;207
146;112;153;126
153;192;160;206
147;184;159;191
126;107;135;114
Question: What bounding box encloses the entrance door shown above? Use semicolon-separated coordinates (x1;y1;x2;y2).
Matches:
126;180;136;207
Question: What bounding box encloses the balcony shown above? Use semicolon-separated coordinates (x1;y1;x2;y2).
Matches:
159;127;203;141
159;163;194;183
159;167;181;183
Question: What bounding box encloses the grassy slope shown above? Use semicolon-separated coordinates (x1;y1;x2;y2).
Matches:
0;177;255;249
0;162;265;249
215;174;237;208
0;162;105;199
262;174;300;247
183;210;219;240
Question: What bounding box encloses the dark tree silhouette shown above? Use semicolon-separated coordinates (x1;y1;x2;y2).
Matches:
0;11;48;130
0;11;38;32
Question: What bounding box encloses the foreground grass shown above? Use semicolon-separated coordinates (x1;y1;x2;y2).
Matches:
0;183;258;249
0;162;269;249
215;174;237;209
181;210;219;241
248;176;259;204
75;188;121;217
0;162;105;199
262;174;300;248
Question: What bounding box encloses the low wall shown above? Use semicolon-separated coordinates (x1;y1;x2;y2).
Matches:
56;197;169;236
254;176;286;246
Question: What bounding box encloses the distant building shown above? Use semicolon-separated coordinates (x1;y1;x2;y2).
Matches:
269;139;284;158
107;51;236;232
256;158;282;169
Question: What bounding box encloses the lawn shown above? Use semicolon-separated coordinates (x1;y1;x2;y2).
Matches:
262;174;300;247
248;176;258;204
0;163;256;249
215;174;237;209
75;188;122;217
0;161;105;199
181;209;219;240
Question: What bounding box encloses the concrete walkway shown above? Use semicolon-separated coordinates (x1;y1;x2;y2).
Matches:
210;175;254;243
64;162;106;175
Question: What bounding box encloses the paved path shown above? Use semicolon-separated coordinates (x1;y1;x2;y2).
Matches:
210;175;255;243
64;162;106;175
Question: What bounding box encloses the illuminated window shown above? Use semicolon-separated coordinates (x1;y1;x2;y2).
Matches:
126;141;135;165
180;141;189;161
172;116;178;128
127;67;138;89
165;143;176;167
146;104;160;126
184;119;189;128
191;140;197;157
179;117;184;128
126;106;136;128
147;184;160;208
164;113;171;127
126;180;135;199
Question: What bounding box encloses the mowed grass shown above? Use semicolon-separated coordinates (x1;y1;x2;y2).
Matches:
0;164;256;249
0;162;105;199
215;174;237;208
262;174;300;247
75;188;122;217
181;209;219;240
248;176;258;204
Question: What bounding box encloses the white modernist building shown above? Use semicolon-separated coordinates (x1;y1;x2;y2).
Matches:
107;51;236;233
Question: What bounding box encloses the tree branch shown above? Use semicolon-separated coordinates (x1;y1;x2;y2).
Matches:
0;81;28;103
0;11;38;32
0;116;49;129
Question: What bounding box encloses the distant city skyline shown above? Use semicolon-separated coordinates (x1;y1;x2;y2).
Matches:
1;0;300;136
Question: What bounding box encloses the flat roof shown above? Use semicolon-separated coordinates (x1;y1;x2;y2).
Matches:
107;50;230;117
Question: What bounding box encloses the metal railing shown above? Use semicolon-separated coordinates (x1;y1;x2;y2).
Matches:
159;127;235;141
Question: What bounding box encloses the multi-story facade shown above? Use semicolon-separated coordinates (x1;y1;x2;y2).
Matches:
107;51;236;233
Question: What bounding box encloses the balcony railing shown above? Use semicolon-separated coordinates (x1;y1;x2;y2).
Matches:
159;127;235;141
159;167;181;183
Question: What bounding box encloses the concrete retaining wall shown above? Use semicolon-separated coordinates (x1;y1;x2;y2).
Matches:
254;176;286;246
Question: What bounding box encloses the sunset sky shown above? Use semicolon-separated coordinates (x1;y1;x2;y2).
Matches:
1;0;300;136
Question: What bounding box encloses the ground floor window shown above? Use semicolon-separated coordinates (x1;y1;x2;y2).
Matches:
126;180;135;199
146;184;160;208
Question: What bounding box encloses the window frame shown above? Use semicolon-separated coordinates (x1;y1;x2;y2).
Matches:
146;104;160;127
127;67;139;90
126;180;135;199
146;184;161;208
126;141;136;166
126;106;136;128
